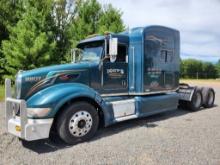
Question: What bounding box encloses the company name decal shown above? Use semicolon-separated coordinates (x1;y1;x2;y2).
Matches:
107;69;124;78
107;69;124;74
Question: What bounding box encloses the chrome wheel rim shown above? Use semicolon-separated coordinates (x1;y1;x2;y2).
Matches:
69;111;93;137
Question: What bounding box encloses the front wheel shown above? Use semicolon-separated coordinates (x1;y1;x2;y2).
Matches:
56;102;99;144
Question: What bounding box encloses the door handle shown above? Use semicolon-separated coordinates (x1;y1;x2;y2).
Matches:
122;80;127;87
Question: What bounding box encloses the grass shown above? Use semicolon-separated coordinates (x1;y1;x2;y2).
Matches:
180;79;220;87
180;79;220;83
180;78;220;81
0;85;4;101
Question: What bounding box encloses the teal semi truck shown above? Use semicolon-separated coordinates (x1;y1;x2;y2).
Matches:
5;26;215;144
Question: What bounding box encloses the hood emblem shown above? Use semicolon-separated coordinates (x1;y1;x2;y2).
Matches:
25;76;42;82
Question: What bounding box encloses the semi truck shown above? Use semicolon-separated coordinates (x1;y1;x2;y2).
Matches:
5;25;215;144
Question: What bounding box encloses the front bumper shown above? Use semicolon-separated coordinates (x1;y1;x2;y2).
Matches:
5;79;53;141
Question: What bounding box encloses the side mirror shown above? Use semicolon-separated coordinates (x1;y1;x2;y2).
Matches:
109;38;118;63
109;38;118;56
71;48;76;63
71;48;82;63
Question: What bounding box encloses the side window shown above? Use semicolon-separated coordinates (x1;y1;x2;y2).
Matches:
144;36;161;68
160;49;173;63
104;44;127;63
116;44;127;62
160;36;174;63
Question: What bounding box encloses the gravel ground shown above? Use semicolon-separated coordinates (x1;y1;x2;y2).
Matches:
0;85;220;165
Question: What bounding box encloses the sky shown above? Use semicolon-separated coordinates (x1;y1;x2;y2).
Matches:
98;0;220;63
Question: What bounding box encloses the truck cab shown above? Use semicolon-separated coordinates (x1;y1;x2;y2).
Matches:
75;34;129;95
5;26;215;144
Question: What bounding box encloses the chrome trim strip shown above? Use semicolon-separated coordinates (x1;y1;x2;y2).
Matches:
5;78;12;130
101;38;107;87
5;79;12;98
115;114;138;122
131;46;135;89
101;89;178;97
103;87;128;91
101;65;104;87
101;93;129;97
129;90;177;95
105;37;107;56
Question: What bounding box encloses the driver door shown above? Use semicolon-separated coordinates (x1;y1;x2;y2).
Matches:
102;44;128;95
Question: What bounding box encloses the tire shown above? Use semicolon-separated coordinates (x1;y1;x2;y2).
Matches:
178;100;188;109
56;102;99;144
187;89;203;111
203;88;215;108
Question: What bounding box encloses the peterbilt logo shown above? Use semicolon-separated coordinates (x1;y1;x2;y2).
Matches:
25;76;42;82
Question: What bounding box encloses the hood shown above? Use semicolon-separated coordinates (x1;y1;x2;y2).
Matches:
17;62;97;99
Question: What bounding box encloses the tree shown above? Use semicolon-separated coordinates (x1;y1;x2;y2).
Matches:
66;0;125;61
181;59;202;78
181;59;218;79
98;4;125;34
52;0;76;63
215;59;220;78
180;59;185;78
66;0;102;49
2;0;56;78
0;0;23;82
202;62;218;79
1;0;126;79
0;0;23;45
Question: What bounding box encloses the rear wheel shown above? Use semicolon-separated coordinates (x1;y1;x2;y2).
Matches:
56;102;99;144
187;89;203;111
203;88;215;108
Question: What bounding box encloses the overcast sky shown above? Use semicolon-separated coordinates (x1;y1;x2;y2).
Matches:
98;0;220;62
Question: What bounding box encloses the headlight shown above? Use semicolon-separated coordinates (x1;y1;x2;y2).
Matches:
15;73;22;99
27;108;51;118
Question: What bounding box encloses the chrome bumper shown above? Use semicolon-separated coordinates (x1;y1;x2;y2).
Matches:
5;79;53;141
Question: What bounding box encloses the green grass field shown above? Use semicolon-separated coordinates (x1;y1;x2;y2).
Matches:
180;79;220;86
180;79;220;82
0;85;4;101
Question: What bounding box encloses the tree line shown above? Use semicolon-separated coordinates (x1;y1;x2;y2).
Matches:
181;59;220;79
0;0;125;82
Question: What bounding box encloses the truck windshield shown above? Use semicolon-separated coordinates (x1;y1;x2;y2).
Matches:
77;42;103;62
